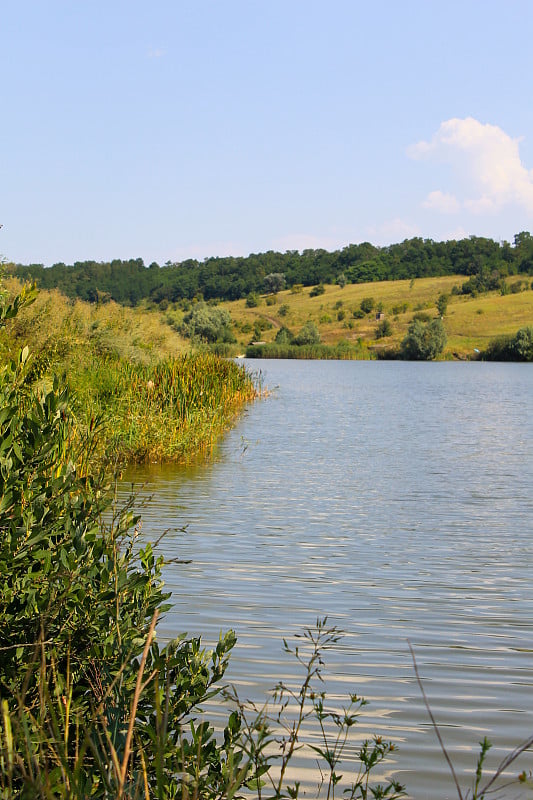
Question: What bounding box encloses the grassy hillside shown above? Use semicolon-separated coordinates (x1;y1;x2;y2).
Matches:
220;274;533;358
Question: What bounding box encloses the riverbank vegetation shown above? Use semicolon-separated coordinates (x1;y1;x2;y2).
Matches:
0;285;406;798
1;283;533;799
0;279;256;464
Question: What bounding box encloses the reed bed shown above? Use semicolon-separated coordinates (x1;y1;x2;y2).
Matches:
0;281;257;465
245;340;373;360
69;352;258;464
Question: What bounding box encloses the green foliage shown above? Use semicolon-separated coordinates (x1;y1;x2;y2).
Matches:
483;326;533;361
275;325;293;344
0;282;256;465
278;303;289;317
392;302;409;315
265;293;277;306
263;272;286;294
337;272;347;288
10;232;533;306
360;297;375;314
0;340;240;797
401;318;447;360
183;302;235;344
294;320;321;346
375;319;392;339
310;283;326;297
436;293;449;316
245;292;260;308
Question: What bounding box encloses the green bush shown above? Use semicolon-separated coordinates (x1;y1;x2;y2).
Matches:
483;326;533;361
309;283;326;297
183;302;235;343
275;325;293;344
0;348;241;798
294;320;321;345
360;297;375;314
245;292;260;308
401;318;447;360
375;319;392;339
436;293;449;317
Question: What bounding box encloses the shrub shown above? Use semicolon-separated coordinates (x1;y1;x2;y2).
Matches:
392;302;409;315
278;303;289;317
310;283;326;297
245;292;259;307
376;319;392;338
275;325;293;344
360;296;375;314
294;320;321;345
265;293;277;306
336;272;347;288
436;293;449;317
483;326;533;361
401;318;447;360
183;302;235;343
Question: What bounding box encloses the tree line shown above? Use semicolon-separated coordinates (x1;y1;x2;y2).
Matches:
9;232;533;307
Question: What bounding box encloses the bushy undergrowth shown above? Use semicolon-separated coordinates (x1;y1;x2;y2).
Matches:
0;281;256;464
482;326;533;362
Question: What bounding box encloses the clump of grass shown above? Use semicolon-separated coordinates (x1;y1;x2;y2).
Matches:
246;340;373;360
71;352;258;463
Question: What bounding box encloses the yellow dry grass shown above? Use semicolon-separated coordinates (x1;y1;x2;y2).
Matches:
2;277;189;363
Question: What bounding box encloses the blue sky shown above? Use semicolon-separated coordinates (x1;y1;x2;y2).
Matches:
2;0;533;266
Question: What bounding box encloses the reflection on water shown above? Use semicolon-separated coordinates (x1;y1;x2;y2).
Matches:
123;360;533;799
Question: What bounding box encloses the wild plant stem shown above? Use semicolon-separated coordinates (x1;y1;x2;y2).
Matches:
408;640;464;800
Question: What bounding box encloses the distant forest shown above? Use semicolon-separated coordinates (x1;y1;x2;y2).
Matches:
9;232;533;307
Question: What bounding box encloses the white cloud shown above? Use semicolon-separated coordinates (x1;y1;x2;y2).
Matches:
409;117;533;215
422;190;460;213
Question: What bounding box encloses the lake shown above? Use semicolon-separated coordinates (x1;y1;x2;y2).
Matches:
123;359;533;799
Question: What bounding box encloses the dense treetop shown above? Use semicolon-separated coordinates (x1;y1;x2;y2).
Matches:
8;232;533;307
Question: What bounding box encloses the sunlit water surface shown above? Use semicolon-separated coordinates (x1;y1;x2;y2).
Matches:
122;360;533;799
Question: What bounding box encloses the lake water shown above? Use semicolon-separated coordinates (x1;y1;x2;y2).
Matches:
123;359;533;799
